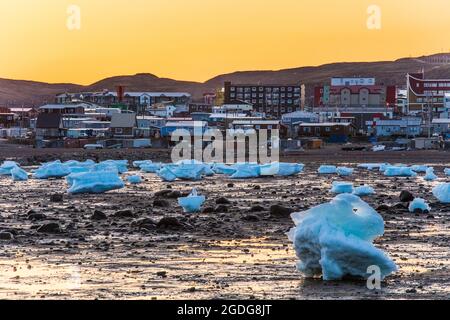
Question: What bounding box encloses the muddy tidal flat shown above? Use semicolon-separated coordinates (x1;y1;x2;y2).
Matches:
0;146;449;300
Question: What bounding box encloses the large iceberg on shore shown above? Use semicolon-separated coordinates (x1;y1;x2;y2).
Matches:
67;171;125;194
433;183;450;203
33;161;71;179
289;194;397;281
178;189;206;213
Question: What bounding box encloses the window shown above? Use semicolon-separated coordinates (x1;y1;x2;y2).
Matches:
116;128;123;134
325;127;331;132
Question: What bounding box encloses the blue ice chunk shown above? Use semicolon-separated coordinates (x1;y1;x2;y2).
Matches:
98;160;128;174
433;183;450;203
133;160;153;168
408;198;431;213
353;185;375;196
337;167;354;176
260;162;304;177
0;161;20;175
424;168;438;181
444;168;450;176
67;171;125;194
127;175;142;184
230;163;261;179
171;164;206;181
378;163;391;172
157;167;178;182
212;163;237;175
11;167;28;181
33;161;71;179
384;166;417;177
318;165;337;174
140;163;162;173
330;181;354;194
178;188;206;213
411;165;429;173
289;194;397;281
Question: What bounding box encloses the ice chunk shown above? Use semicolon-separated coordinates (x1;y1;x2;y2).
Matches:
290;194;397;280
408;198;431;213
178;188;206;213
157;167;178;182
384;166;417;177
11;167;28;181
33;160;71;179
411;165;429;173
0;161;20;175
330;181;354;194
337;167;354;176
424;168;438;181
133;160;153;168
259;162;304;177
433;183;450;203
212;163;237;175
230;163;261;179
170;164;207;181
353;185;375;196
67;171;125;194
445;168;450;176
318;165;337;174
140;163;162;173
98;160;128;174
127;175;142;184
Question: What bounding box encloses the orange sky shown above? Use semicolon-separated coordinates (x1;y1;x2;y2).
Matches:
1;0;450;84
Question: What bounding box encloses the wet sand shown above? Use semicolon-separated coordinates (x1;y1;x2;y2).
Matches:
0;150;449;300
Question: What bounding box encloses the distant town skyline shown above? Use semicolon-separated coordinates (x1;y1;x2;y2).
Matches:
2;0;450;84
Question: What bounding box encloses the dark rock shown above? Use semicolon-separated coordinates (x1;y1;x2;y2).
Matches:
92;210;108;220
157;217;183;229
249;205;265;212
156;271;167;278
166;191;182;199
0;232;14;241
202;207;215;214
153;199;170;207
241;215;260;222
216;197;231;205
400;191;414;203
227;183;234;188
114;209;135;218
50;194;64;203
131;218;156;229
215;205;229;213
377;205;390;211
253;185;261;190
270;205;294;217
155;190;172;197
27;213;47;221
37;222;62;234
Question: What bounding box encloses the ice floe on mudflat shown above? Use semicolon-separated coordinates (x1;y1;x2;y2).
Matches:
289;194;398;281
178;189;206;213
353;185;376;197
330;182;354;194
433;183;450;203
408;198;431;213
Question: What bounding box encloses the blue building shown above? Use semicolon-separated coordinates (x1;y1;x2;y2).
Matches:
366;117;422;137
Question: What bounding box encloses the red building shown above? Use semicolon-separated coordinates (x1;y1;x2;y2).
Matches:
407;72;450;114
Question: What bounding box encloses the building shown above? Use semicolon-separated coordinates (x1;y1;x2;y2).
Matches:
314;77;396;108
0;113;17;128
35;113;64;140
224;81;302;117
39;104;86;115
366;117;422;137
160;121;208;138
407;73;450;114
188;103;213;114
213;103;254;115
147;103;177;118
298;122;356;143
431;118;450;136
110;113;137;139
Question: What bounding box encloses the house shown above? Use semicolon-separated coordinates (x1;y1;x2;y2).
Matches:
298;122;356;143
136;116;166;138
432;118;450;136
39;104;85;115
0;113;17;128
110;113;137;138
147;103;177;118
35;113;64;140
160;121;208;138
366;117;422;137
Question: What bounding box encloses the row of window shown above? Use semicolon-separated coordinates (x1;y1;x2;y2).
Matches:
423;82;450;88
230;87;300;93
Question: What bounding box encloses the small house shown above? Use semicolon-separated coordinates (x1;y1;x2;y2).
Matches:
110;113;137;138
